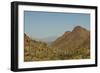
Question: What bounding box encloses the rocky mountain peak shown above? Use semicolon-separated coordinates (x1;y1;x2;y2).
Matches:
72;26;88;33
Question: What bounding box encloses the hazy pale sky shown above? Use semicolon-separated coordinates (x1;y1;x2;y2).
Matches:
24;11;90;39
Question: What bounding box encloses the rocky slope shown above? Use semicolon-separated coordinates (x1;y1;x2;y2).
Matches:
52;26;90;49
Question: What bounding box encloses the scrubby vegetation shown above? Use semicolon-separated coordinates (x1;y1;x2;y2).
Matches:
24;34;90;61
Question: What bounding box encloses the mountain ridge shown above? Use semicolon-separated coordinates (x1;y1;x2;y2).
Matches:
51;26;90;49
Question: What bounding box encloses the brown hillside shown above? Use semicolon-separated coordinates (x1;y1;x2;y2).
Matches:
51;26;90;49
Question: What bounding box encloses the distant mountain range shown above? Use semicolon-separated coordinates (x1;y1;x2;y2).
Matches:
24;26;90;61
36;36;58;43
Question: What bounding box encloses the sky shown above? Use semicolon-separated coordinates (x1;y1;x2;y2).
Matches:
24;11;90;39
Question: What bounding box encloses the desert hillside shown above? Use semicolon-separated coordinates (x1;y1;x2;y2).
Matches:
24;26;90;61
52;26;90;49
